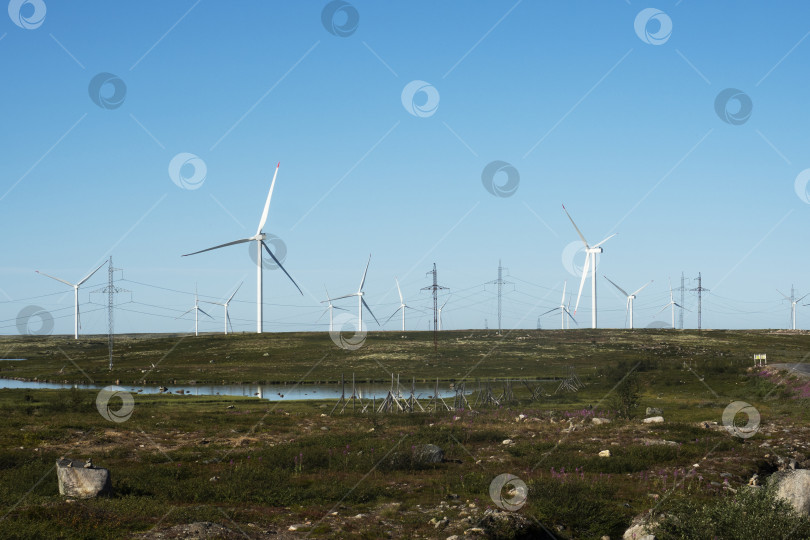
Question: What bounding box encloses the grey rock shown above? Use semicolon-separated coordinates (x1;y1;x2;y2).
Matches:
769;469;810;515
56;458;111;499
646;407;663;416
413;444;444;465
623;513;658;540
479;509;542;537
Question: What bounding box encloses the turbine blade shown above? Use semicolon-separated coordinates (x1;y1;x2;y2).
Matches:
540;307;561;316
35;271;74;288
631;280;653;297
359;254;371;292
603;275;628;297
798;293;810;303
316;307;328;323
395;277;403;304
574;253;591;314
226;282;243;304
562;204;589;247
77;260;108;287
565;309;578;326
655;303;672;316
591;234;616;249
330;293;357;301
385;306;403;325
362;297;380;326
183;238;252;257
262;241;303;295
198;307;214;319
226;311;233;333
441;295;450;310
176;308;193;319
560;281;567;304
256;162;280;235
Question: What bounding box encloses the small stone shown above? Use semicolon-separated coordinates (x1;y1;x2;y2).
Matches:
642;416;664;424
502;439;514;445
646;407;663;416
599;450;611;458
592;418;611;425
263;352;269;357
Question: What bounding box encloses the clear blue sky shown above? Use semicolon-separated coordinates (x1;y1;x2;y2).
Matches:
2;1;809;335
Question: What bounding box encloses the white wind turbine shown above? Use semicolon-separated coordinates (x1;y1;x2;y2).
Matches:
36;260;107;340
604;276;652;329
178;285;213;336
563;205;616;329
778;286;808;330
566;294;573;329
385;278;416;332
657;279;685;329
540;281;577;329
182;163;302;333
203;282;242;335
438;295;450;331
320;286;347;332
330;255;380;331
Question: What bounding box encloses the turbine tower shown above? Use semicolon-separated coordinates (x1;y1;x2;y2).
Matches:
779;285;808;330
178;285;213;336
603;276;652;329
540;281;576;329
36;260;107;339
203;282;242;334
331;255;380;331
563;205;616;329
657;279;685;329
182;162;302;333
438;295;450;331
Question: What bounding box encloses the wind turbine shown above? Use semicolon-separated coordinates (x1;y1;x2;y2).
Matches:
385;278;415;332
330;254;380;331
182;162;302;333
438;295;450;331
657;279;685;329
563;205;616;329
566;295;572;329
36;260;107;340
779;286;808;330
604;276;652;329
178;285;213;336
540;281;576;329
203;282;242;334
320;286;347;332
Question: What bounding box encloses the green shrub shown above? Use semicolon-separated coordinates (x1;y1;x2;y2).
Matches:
654;485;810;539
